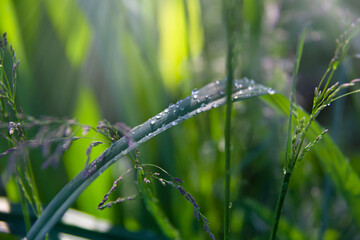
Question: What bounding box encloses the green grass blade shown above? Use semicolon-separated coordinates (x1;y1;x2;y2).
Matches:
25;78;272;240
262;93;360;227
243;198;308;240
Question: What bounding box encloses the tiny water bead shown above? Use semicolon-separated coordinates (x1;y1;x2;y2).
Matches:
267;88;276;95
192;88;199;100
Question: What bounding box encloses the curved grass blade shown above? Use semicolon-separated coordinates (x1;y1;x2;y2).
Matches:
25;78;273;240
262;93;360;227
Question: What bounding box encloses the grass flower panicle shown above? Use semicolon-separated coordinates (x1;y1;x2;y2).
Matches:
97;168;137;210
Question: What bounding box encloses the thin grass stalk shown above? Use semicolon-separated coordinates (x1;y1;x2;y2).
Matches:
16;175;31;231
222;0;235;238
269;28;307;240
269;170;292;240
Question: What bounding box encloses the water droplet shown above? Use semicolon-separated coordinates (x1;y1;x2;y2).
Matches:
233;95;239;100
201;103;206;108
235;82;243;89
193;94;198;100
196;109;202;114
215;80;220;85
171;121;177;126
267;88;276;94
229;202;232;208
156;115;161;119
164;109;169;113
150;120;156;126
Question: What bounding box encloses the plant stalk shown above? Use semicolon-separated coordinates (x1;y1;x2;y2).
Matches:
270;170;292;240
222;0;235;237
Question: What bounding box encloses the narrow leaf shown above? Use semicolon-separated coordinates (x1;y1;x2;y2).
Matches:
26;78;272;239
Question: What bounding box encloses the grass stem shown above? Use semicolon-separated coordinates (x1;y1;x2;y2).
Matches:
269;170;292;240
222;0;235;238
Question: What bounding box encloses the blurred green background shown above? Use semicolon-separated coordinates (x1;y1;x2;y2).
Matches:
1;0;360;239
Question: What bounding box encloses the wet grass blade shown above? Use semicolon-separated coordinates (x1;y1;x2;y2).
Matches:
25;78;273;240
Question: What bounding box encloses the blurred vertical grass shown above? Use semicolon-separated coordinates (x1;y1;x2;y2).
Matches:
0;0;360;239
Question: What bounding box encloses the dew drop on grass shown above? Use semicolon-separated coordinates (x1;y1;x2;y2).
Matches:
150;120;156;126
229;202;232;208
193;94;198;100
268;88;275;94
234;82;243;89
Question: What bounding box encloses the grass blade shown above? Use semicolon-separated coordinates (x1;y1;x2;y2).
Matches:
25;78;273;240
